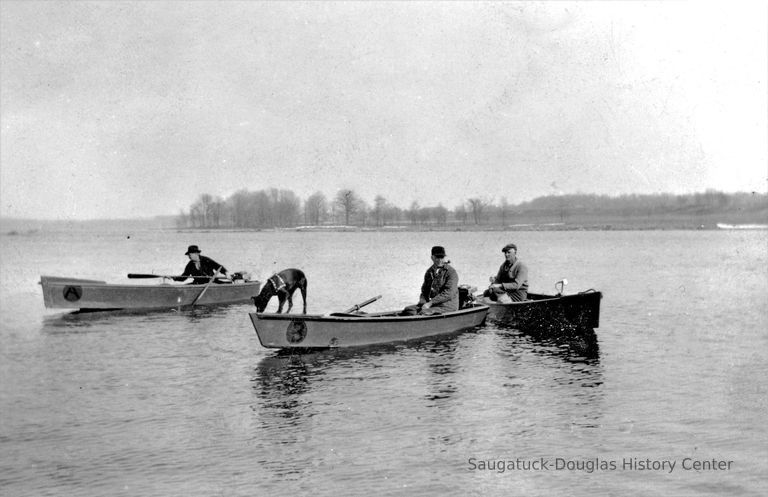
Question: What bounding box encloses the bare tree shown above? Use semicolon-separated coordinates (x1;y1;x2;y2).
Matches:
373;195;387;227
417;207;430;225
252;190;272;227
407;201;419;225
499;196;509;226
434;204;448;225
211;196;224;228
274;189;301;227
385;205;402;225
467;198;487;225
354;199;371;226
454;204;468;225
189;194;215;227
229;190;251;228
335;189;359;226
304;191;328;226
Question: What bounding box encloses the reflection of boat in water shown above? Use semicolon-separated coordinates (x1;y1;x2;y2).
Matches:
40;302;238;332
249;304;489;349
492;322;600;361
40;275;261;311
253;347;398;427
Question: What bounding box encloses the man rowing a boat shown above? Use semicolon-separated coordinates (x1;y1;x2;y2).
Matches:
174;245;229;284
401;246;459;316
483;243;528;302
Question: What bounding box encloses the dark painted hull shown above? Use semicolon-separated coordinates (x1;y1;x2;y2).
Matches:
483;290;602;336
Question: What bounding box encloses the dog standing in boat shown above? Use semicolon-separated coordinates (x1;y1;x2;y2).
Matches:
251;268;307;314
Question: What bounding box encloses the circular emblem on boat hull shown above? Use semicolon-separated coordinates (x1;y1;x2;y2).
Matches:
63;285;82;302
286;320;307;344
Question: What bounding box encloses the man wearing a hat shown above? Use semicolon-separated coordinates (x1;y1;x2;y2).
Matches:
483;243;528;302
174;245;228;284
401;246;459;316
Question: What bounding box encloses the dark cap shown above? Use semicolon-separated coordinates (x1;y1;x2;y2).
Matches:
431;246;446;257
185;245;201;255
502;243;517;253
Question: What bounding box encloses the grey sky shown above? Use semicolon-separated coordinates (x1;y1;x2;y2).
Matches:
1;1;766;220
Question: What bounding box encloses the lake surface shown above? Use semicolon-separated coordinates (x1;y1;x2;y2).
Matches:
1;229;766;496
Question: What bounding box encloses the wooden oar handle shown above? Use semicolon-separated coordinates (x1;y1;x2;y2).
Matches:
189;266;223;306
127;273;179;279
343;294;382;313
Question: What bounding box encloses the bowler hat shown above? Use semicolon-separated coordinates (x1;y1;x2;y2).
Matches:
185;245;201;255
431;246;446;257
502;243;517;253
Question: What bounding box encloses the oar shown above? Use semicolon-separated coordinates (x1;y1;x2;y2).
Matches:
127;273;186;279
189;267;222;306
342;295;382;313
128;273;233;283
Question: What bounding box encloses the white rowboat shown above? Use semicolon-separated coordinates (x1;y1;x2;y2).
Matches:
250;304;489;349
40;275;261;311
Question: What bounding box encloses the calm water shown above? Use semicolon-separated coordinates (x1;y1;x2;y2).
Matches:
1;229;766;496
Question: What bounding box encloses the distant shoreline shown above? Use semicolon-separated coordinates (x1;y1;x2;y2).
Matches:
3;190;766;234
5;222;767;236
177;223;768;232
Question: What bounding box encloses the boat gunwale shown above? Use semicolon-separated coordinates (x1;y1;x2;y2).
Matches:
483;291;602;307
40;277;261;290
251;304;489;324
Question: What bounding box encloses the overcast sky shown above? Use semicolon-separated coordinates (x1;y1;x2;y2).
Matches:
1;1;766;220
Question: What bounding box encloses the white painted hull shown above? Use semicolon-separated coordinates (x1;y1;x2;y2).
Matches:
250;305;489;349
40;275;261;310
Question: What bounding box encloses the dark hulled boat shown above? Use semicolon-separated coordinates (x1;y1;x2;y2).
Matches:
480;289;602;336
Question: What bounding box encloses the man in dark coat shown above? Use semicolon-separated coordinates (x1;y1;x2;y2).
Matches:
174;245;228;284
402;246;459;315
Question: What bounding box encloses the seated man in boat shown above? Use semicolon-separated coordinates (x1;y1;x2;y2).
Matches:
174;245;229;284
483;243;528;302
401;246;459;316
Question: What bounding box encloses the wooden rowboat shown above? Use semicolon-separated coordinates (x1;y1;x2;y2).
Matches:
40;275;261;311
249;304;489;349
480;289;602;335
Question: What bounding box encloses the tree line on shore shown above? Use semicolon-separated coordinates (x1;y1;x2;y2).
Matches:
176;189;768;229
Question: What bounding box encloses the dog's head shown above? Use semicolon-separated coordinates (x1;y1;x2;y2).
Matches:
251;294;267;312
251;284;275;312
